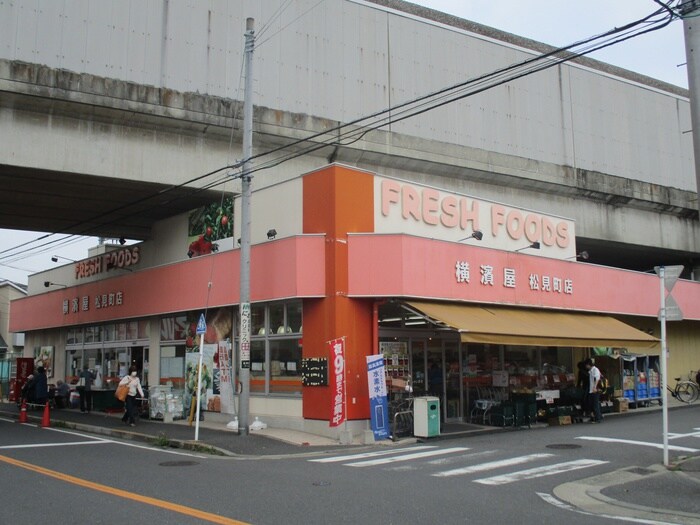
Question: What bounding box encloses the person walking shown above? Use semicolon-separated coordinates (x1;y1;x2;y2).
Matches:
120;366;144;427
77;365;96;413
585;358;603;423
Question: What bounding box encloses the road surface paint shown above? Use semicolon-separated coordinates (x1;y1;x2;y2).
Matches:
474;459;608;485
577;436;699;453
537;492;677;524
310;446;436;463
433;453;554;477
0;454;249;525
345;447;469;467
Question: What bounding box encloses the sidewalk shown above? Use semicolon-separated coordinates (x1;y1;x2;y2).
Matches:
554;456;700;525
0;402;354;457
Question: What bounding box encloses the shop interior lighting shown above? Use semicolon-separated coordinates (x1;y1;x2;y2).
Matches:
458;230;483;242
51;255;77;263
515;241;541;252
267;229;277;240
44;281;67;288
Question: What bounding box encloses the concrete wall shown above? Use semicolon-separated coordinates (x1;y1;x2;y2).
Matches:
0;0;694;192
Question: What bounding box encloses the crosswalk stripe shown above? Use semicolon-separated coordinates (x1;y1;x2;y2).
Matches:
577;436;699;452
346;447;469;467
432;453;554;478
309;446;436;463
474;459;608;486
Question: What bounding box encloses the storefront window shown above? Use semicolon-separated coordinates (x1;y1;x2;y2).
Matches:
250;341;266;393
67;328;83;345
269;339;302;394
103;348;120;388
287;301;302;334
235;300;303;396
251;305;265;335
138;320;149;339
85;326;101;343
269;304;285;335
160;346;186;388
103;324;115;342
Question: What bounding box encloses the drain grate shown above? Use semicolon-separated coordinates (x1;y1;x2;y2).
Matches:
158;461;199;467
546;444;582;450
626;467;655;476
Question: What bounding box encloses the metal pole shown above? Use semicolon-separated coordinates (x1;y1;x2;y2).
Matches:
194;331;205;441
238;17;255;436
681;0;700;212
659;266;669;467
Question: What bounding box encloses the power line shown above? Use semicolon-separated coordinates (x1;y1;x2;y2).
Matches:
0;1;678;264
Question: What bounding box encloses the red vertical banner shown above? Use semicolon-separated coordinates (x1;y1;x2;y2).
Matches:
328;337;346;427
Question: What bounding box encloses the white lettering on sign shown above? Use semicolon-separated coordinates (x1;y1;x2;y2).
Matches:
377;177;576;258
74;247;140;280
64;291;124;314
454;261;574;295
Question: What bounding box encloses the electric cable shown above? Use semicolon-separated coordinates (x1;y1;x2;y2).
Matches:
0;1;678;264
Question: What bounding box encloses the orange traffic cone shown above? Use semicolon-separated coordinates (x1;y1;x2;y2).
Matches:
18;400;28;423
41;402;51;428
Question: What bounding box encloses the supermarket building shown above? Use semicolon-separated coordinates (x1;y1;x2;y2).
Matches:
10;165;700;437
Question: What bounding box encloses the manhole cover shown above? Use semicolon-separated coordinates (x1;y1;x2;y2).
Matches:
312;481;331;487
546;444;582;450
158;461;199;467
627;467;655;476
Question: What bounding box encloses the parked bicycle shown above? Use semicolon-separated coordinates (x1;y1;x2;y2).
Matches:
667;372;699;404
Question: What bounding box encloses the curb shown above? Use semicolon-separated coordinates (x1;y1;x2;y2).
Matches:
553;465;700;525
2;410;237;457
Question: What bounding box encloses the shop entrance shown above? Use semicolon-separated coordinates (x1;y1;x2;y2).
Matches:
408;338;463;422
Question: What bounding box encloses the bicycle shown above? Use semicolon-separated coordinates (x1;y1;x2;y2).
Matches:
667;373;699;404
388;395;414;441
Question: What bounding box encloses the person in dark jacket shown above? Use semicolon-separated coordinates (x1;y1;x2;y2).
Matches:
29;366;49;405
77;365;96;413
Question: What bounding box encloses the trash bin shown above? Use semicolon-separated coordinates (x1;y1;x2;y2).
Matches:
413;396;440;438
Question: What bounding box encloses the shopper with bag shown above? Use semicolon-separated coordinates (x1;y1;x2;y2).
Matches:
77;365;96;413
119;366;144;427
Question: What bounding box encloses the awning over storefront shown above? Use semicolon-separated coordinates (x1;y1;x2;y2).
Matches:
406;301;660;350
0;334;7;350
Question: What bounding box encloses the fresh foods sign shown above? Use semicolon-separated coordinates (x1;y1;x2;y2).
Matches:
75;247;141;279
375;177;576;259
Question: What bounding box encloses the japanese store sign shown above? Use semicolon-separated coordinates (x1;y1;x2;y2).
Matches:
62;291;124;315
329;337;346;428
455;259;573;295
375;176;576;259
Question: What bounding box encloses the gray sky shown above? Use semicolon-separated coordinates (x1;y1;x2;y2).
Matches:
0;0;689;285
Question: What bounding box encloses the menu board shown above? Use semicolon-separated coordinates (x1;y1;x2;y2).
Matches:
301;358;328;386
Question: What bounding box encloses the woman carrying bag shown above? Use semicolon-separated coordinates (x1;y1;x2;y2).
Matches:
118;366;144;427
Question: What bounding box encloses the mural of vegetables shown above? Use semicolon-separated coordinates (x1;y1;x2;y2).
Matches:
187;196;234;258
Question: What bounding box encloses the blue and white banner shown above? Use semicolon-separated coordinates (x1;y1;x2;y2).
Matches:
366;355;390;440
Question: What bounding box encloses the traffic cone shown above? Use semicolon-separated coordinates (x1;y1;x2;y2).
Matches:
41;402;50;428
18;400;28;423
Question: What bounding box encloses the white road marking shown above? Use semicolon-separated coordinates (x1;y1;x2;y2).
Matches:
474;459;608;486
0;417;15;423
39;424;206;458
668;431;700;440
426;450;498;466
346;447;469;467
0;441;110;450
433;453;554;478
537;492;677;524
577;436;699;453
310;446;436;463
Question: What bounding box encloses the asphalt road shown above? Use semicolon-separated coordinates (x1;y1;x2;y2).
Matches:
0;407;698;524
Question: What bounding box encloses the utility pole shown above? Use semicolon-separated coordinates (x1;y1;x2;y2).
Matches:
238;17;255;436
681;0;700;212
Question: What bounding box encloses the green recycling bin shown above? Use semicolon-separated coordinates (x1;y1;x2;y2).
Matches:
413;396;440;438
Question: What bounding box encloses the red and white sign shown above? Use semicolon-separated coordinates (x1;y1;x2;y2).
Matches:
329;337;346;427
74;247;141;280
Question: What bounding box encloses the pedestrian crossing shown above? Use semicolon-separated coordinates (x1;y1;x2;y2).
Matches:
309;446;608;486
